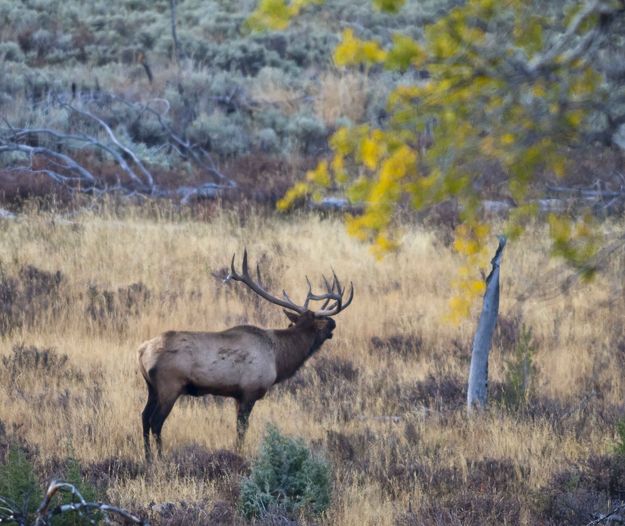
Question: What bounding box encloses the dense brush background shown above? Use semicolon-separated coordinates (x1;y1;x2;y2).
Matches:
1;0;620;200
0;1;625;525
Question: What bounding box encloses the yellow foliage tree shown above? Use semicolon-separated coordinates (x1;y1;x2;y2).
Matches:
253;0;625;318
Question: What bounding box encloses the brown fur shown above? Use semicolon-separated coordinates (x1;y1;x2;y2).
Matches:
137;311;336;460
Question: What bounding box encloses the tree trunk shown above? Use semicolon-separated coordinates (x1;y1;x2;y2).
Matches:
467;235;507;413
169;0;180;64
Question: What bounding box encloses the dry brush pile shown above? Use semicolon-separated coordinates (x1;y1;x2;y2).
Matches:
0;204;623;524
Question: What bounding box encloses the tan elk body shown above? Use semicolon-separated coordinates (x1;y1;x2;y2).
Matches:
138;251;353;460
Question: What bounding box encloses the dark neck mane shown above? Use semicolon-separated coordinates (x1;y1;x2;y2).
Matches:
271;326;319;382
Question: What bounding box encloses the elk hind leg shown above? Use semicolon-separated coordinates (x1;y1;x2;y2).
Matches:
141;384;158;462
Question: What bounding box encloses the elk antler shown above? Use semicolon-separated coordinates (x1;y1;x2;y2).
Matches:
310;269;354;317
225;250;354;317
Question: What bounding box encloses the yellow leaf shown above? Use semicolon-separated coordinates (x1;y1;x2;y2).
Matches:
277;182;310;210
480;136;496;156
330;126;354;156
447;295;471;325
334;28;386;66
334;29;359;66
360;137;383;170
468;279;486;295
566;110;584;127
386;34;426;70
379;145;416;183
532;82;546;97
362;41;387;62
551;157;566;178
306;160;331;186
332;155;347;183
372;232;399;258
501;133;515;145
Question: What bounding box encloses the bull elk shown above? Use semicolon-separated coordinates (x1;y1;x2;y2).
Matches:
137;250;353;461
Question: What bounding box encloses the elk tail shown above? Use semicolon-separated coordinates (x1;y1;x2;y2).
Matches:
136;342;152;386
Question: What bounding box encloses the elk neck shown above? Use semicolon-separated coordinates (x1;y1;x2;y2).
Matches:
271;324;321;382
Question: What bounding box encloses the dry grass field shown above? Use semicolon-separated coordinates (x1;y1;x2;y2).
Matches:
0;204;623;525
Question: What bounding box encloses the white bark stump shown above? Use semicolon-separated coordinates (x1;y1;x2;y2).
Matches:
467;235;507;413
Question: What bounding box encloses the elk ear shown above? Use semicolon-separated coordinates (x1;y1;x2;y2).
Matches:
283;310;301;324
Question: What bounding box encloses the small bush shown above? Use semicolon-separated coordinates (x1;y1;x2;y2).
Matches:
312;356;359;385
0;264;64;334
81;457;143;491
149;500;213;526
254;128;281;153
502;324;537;410
616;418;625;456
51;456;101;526
0;445;42;524
286;113;327;155
169;444;248;480
0;450;104;525
539;454;625;524
85;281;150;331
0;344;84;388
0;42;24;62
370;333;424;358
239;425;331;520
187;113;251;158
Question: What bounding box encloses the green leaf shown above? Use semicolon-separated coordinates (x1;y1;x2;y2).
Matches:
385;34;426;71
372;0;406;13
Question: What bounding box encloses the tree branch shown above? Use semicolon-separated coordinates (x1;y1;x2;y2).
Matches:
107;94;237;188
586;502;625;525
60;100;154;190
0;143;96;186
34;480;147;526
8;127;146;189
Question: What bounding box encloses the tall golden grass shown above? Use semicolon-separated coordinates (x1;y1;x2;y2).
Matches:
0;204;622;524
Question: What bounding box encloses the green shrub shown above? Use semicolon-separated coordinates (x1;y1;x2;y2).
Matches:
240;425;331;519
282;29;337;68
0;42;24;63
287;113;327;155
256;107;289;136
188;112;251;158
616;418;625;457
0;445;101;526
502;325;537;411
0;445;42;524
254;128;281;153
31;29;56;57
50;456;101;526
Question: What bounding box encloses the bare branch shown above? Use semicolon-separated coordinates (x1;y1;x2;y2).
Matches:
60;100;154;190
107;94;236;188
1;91;240;200
585;502;625;525
34;480;147;526
529;0;602;71
7;127;146;188
0;142;96;185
